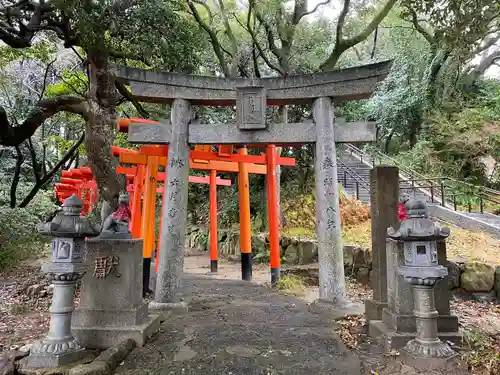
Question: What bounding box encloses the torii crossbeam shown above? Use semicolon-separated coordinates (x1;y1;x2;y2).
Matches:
115;60;392;314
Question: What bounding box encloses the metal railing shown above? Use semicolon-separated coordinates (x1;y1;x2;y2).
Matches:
336;158;370;201
344;144;500;214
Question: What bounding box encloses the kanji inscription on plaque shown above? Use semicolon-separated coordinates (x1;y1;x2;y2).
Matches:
93;256;121;279
236;86;266;130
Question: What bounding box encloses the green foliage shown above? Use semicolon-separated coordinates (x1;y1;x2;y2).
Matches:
46;135;86;157
0;42;56;67
0;185;57;270
44;71;88;97
57;0;204;72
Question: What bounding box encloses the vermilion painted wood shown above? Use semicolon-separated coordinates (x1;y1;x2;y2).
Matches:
119;152;267;174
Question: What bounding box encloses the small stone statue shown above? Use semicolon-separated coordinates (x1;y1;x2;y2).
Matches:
98;193;132;239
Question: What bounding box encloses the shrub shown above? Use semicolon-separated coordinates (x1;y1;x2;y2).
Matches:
0;186;56;270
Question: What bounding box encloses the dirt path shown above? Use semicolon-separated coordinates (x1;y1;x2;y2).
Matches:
117;256;362;375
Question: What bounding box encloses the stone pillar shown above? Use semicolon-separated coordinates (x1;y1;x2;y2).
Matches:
152;98;191;309
312;97;347;306
365;166;399;321
435;241;460;333
72;239;160;348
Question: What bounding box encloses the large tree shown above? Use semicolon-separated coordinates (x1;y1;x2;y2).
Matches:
0;0;203;207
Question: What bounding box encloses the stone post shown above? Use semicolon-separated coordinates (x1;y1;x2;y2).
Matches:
312;97;352;312
24;195;95;368
72;239;160;348
151;98;191;310
435;241;460;333
365;166;399;321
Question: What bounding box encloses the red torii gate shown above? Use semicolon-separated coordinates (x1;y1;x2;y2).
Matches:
56;167;98;215
117;117;296;284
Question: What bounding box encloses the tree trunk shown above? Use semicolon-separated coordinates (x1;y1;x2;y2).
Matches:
10;146;23;208
86;51;123;209
383;130;394;153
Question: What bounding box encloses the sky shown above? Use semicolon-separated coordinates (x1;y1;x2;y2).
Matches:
306;0;499;77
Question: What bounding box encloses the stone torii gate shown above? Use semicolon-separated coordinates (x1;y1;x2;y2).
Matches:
115;60;392;312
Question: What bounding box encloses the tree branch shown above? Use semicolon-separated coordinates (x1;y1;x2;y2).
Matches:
371;26;378;59
19;132;85;207
114;80;148;118
320;0;397;70
237;9;284;76
298;0;331;20
251;0;283;64
408;8;433;44
27;136;41;183
0;95;89;146
187;0;230;77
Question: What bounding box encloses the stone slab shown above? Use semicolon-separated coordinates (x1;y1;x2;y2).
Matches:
72;314;161;350
429;205;500;240
115;61;392;105
112;273;362;374
381;309;459;334
128;122;171;144
369;320;463;350
365;299;388;322
308;299;364;320
18;352;97;375
188;120;375;145
21;349;89;369
131;120;377;145
365;166;399;322
72;304;148;326
79;239;144;311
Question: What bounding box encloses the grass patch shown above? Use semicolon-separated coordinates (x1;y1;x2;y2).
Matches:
281;227;316;239
10;303;28;315
462;328;500;374
276;275;307;296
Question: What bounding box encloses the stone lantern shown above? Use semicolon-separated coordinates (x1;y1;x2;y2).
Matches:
25;194;98;368
387;198;457;369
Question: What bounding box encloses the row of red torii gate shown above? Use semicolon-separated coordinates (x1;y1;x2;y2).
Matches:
56;117;297;296
58;59;391;313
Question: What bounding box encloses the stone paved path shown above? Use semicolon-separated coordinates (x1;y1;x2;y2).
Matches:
115;257;361;375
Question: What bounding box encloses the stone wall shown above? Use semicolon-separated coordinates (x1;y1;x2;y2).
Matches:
187;226;500;301
186;226;372;278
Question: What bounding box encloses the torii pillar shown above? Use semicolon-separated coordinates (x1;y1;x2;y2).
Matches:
150;99;191;311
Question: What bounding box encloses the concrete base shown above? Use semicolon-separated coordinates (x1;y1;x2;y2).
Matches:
365;299;387;321
149;301;188;314
21;348;88;368
400;348;459;370
381;309;460;334
308;299;364;320
72;314;161;350
369;320;463;350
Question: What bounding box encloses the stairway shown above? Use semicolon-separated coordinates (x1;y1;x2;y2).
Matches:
338;151;449;206
335;145;500;239
337;152;371;203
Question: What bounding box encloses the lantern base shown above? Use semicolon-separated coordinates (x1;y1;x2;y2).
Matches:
22;346;88;369
369;319;463;350
401;339;458;370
